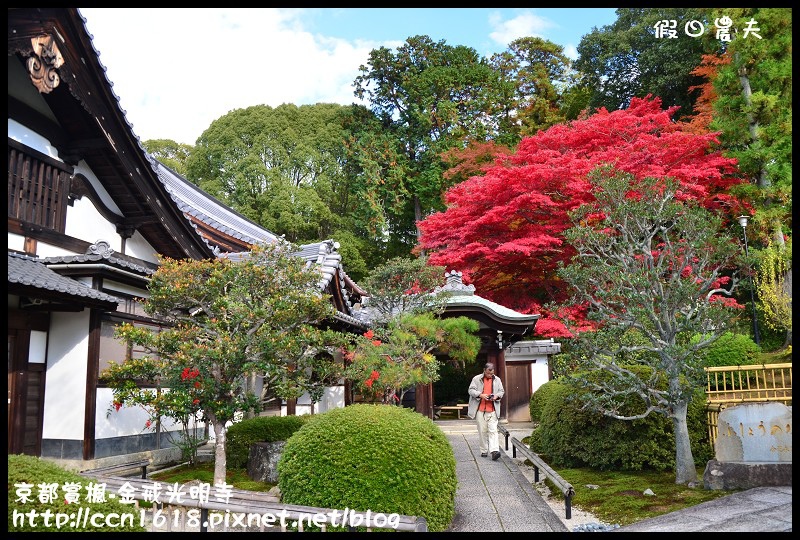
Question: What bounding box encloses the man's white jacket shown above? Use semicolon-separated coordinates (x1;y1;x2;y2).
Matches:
467;373;504;419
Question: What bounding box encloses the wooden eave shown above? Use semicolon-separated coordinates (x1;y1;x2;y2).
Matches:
8;8;214;261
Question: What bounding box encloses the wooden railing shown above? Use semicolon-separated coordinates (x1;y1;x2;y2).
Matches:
498;425;575;519
705;362;792;449
8;138;71;233
78;473;428;532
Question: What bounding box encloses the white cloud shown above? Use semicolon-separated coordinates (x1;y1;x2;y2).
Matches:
82;8;375;145
487;10;556;46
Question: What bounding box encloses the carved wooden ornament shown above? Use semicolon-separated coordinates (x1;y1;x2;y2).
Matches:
27;34;65;94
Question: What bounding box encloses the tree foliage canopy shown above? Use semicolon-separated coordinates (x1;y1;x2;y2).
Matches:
555;167;746;484
416;96;745;336
344;256;480;404
101;242;348;485
574;8;711;119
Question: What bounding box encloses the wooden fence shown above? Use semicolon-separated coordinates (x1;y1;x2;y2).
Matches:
78;474;428;532
704;362;792;449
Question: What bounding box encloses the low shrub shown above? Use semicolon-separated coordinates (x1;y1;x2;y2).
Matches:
278;404;457;532
529;366;712;471
226;414;311;469
695;332;761;390
8;454;147;532
697;332;761;368
529;380;562;423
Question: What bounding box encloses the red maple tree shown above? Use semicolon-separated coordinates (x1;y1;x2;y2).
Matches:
416;96;746;336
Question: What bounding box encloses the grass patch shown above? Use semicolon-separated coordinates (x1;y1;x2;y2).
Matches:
760;347;792;364
540;466;737;526
150;462;274;492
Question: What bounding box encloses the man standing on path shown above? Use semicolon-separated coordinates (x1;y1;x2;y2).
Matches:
467;362;505;460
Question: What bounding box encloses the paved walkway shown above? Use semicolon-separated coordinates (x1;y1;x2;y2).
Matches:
439;420;568;532
437;419;792;533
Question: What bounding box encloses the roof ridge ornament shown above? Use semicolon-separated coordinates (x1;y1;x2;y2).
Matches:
435;269;475;296
86;240;114;258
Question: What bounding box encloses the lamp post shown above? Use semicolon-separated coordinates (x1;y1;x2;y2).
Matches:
737;215;761;345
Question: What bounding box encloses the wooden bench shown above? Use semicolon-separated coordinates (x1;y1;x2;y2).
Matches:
78;474;428;532
437;403;470;419
498;425;575;519
80;459;150;479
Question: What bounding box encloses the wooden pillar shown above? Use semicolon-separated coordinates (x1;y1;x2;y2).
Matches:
415;383;434;419
493;349;508;422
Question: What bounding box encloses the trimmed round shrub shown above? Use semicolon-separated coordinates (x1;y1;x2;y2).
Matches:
696;332;761;368
278;404;457;532
529;366;712;471
8;454;147;532
226;414;311;468
695;332;761;390
529;380;562;423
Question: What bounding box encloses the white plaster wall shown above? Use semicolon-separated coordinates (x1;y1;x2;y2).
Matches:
103;279;148;298
42;310;91;440
64;197;120;252
95;387;154;438
318;385;345;413
8;232;25;251
8;118;59;159
30;242;79;258
125;231;160;264
72;160;123;215
531;358;550;394
10;120;159;263
280;386;345;416
96;388;199;439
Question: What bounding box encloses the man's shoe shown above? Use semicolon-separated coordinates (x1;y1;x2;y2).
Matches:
480;452;488;457
491;451;501;461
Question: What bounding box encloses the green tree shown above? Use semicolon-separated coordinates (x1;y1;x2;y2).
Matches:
359;255;451;323
487;36;576;142
755;241;792;348
143;138;193;177
703;8;793;251
101;242;347;485
185;103;349;244
183;102;395;275
574;8;711;119
353;35;499;251
345;256;481;404
555;167;746;485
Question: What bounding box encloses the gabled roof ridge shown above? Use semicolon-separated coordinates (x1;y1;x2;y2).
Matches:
154;160;282;251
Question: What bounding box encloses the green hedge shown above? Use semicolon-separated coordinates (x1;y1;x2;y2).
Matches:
529;380;561;423
278;404;457;532
8;454;147;532
226;414;311;469
529;368;713;471
695;332;761;389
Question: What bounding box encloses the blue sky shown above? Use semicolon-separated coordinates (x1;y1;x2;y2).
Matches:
79;8;619;145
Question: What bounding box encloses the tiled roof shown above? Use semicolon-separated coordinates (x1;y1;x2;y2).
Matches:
153;161;281;251
436;270;539;324
505;339;562;357
42;253;156;276
223;240;360;312
8;251;122;305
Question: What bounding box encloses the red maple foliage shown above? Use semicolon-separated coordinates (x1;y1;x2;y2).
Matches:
681;53;731;135
416;96;745;337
